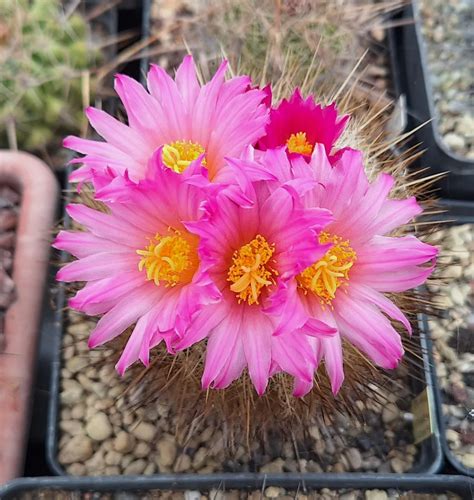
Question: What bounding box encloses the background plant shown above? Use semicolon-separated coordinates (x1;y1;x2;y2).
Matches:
0;0;102;155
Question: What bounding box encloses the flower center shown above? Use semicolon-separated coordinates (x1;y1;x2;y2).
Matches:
227;234;277;305
137;230;197;286
162;140;206;173
286;131;313;155
298;232;356;305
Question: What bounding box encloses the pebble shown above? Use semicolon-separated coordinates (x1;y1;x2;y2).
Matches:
174;454;192;472
61;379;84;405
346;448;362;470
85;412;113;441
105;450;122;466
132;421;156;441
58;435;93;464
114;431;134;453
123;458;147;475
260;458;285;473
156;435;177;467
264;487;285;498
389;456;406;473
135;441;151;458
365;491;388;500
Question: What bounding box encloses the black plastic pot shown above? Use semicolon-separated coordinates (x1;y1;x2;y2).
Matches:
424;200;474;477
1;474;473;499
391;1;474;201
45;269;444;475
41;0;444;481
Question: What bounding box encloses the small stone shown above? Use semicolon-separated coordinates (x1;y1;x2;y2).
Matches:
105;450;122;466
192;447;208;469
143;463;156;475
264;487;285;498
134;441;151;458
446;429;461;445
365;491;388;500
114;431;134;453
156;434;177;468
346;447;362;470
174;454;191;472
67;463;86;476
124;458;147;475
86;412;113;441
59;419;84;436
460;454;474;468
444;132;465;151
184;492;201;500
382;403;400;424
308;425;321;441
70;404;85;420
340;493;357;500
0;209;17;231
121;455;133;469
132;421;156;441
390;456;406;473
209;490;226;500
58;435;93;464
260;458;285;473
65;356;89;374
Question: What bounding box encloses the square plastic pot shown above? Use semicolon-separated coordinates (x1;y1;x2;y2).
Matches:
390;2;474;201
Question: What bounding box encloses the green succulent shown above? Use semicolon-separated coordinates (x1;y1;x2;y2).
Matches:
0;0;102;152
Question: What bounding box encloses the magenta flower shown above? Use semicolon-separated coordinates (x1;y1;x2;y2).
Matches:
64;56;268;188
261;146;438;395
54;152;220;374
258;89;349;160
177;158;335;395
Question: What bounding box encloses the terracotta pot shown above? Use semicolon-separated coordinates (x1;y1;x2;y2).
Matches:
0;151;58;484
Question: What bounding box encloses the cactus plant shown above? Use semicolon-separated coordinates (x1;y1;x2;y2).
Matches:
0;0;102;153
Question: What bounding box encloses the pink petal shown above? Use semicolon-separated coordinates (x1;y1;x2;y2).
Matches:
334;293;404;369
322;332;345;395
175;55;200;111
201;305;244;389
85;107;152;161
53;231;124;258
57;253;138;282
66;204;146;247
241;307;273;395
88;287;157;348
348;283;412;334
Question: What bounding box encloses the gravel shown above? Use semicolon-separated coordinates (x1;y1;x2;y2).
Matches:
418;0;474;159
56;309;423;476
13;489;464;499
427;223;474;470
0;185;19;349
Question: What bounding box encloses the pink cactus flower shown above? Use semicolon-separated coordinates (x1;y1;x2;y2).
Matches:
64;56;269;189
258;88;349;161
53;152;220;375
178;153;335;396
260;145;438;396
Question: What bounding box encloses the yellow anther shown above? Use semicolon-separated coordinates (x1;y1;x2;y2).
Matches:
298;231;356;305
137;229;197;286
286;131;313;155
227;234;277;305
162;140;206;173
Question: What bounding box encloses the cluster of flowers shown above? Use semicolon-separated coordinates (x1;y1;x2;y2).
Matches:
55;56;437;397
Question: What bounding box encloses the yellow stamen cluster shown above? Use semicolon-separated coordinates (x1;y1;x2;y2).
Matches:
286;131;313;155
137;230;196;286
162;140;206;173
227;234;277;305
298;232;356;305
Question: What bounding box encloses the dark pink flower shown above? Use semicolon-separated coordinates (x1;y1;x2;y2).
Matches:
258;88;349;160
